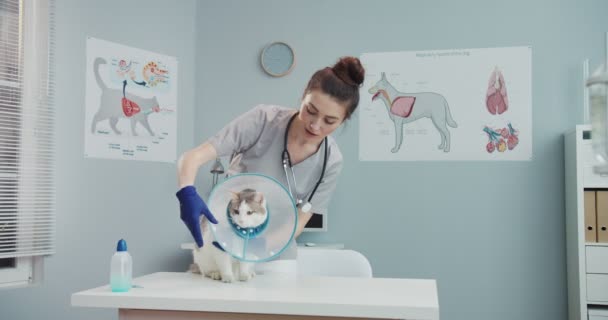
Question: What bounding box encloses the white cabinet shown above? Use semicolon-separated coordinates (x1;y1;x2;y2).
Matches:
588;274;608;302
589;307;608;320
565;125;608;320
587;247;608;274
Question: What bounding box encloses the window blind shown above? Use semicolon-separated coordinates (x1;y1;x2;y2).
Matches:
0;0;55;259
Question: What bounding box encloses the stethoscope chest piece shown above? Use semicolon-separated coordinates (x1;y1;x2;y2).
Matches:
298;201;312;213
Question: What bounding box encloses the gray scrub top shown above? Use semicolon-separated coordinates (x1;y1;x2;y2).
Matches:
205;105;343;259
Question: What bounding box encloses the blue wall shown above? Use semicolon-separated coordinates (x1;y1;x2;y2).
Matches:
195;1;608;319
0;1;198;320
1;1;607;320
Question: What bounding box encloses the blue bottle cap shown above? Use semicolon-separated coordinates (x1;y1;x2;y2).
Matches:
116;239;127;252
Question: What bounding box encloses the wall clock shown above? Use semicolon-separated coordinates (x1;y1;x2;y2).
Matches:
260;41;296;77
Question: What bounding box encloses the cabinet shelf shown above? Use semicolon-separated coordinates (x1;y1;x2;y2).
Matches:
587;243;608;247
565;125;608;320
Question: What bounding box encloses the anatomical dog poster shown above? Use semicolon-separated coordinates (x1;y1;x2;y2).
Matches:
359;46;531;161
84;37;177;162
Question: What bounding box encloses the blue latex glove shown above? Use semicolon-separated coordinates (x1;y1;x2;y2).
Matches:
176;186;218;248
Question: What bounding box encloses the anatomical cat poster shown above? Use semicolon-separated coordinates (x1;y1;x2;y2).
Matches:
359;46;531;161
84;37;177;162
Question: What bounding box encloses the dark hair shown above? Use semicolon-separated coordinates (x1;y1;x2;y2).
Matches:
302;56;365;120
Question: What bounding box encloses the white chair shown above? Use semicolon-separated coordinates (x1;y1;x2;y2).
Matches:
183;242;373;278
296;248;373;278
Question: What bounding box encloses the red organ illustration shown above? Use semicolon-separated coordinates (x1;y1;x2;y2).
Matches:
486;67;508;115
483;123;519;154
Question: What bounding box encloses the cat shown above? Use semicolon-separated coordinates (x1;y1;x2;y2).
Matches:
91;57;160;137
191;188;267;283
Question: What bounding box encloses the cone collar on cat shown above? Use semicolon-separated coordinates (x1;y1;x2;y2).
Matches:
226;200;270;239
208;173;298;263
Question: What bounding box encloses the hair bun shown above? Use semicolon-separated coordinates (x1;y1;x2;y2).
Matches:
332;56;365;87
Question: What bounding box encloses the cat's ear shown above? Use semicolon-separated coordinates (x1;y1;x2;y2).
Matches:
229;190;240;202
253;192;265;204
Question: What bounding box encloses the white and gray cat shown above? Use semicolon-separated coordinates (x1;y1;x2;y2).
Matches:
91;57;160;136
191;188;267;282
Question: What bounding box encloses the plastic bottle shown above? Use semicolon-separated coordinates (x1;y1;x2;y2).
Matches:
589;63;608;174
110;239;132;292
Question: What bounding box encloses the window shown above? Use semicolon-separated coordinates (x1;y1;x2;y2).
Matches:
0;0;55;288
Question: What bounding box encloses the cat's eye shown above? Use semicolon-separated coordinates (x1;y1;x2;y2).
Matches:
247;211;253;215
233;209;239;215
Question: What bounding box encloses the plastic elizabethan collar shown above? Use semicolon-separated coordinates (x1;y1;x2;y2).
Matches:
208;173;298;262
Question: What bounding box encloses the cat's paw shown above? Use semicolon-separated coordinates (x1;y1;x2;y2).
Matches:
239;271;256;282
188;263;201;274
221;274;234;283
206;271;222;280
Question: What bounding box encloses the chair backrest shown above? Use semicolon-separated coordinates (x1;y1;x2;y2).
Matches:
296;248;373;278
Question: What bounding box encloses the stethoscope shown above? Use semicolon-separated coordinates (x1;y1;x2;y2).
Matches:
282;112;328;214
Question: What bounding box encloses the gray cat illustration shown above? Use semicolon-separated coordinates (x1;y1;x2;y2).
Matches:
91;57;160;136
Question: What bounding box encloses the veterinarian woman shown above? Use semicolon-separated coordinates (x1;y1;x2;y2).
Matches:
176;56;364;261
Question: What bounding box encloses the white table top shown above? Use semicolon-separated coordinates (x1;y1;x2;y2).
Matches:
71;272;439;320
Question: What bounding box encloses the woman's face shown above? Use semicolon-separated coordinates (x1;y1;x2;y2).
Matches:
298;90;347;142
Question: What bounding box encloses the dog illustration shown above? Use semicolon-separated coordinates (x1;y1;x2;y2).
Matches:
368;72;458;153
